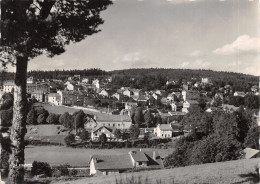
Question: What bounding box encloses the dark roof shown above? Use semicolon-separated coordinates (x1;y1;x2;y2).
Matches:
159;124;172;131
130;151;149;162
91;155;133;170
143;151;164;169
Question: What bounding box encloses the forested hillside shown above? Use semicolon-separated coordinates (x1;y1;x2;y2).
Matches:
1;68;258;92
110;68;258;91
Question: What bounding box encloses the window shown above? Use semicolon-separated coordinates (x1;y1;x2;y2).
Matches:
139;162;142;165
113;124;115;127
161;134;163;137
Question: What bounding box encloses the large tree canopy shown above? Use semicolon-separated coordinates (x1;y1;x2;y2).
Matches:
1;0;113;62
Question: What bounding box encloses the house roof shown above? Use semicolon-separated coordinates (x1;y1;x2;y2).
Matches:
3;81;15;86
91;155;133;170
130;151;149;162
91;150;163;171
48;93;60;98
92;126;116;133
97;114;131;122
186;100;199;105
32;90;44;94
159;124;172;131
137;95;147;101
138;151;164;169
234;91;246;95
243;148;260;159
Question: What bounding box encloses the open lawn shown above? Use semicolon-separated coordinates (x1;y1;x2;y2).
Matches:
37;103;131;121
25;146;174;167
54;158;259;184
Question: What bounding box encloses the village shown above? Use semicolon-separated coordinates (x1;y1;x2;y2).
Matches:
0;73;259;180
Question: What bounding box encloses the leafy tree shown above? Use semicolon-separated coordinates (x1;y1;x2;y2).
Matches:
244;94;259;109
1;108;13;127
26;108;37;125
121;131;130;141
36;108;49;124
130;106;136;124
114;129;121;140
64;134;75;146
59;112;73;129
143;132;151;143
144;109;153;128
129;125;140;140
0;93;14;110
0;0;112;182
46;113;60;124
78;130;90;141
31;161;52;177
99;133;107;147
73;110;85;129
37;114;46;124
134;107;144;127
244;125;259;149
213;112;238;139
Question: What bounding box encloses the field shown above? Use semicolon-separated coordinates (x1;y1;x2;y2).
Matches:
54;158;259;184
25;146;174;167
37;103;130;121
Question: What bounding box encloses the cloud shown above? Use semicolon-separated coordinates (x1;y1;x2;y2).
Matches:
195;59;210;68
113;52;154;68
241;58;260;76
227;61;242;67
190;50;202;57
180;61;189;68
179;59;210;69
213;35;260;55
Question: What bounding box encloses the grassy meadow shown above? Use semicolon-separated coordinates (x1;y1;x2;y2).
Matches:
54;158;259;184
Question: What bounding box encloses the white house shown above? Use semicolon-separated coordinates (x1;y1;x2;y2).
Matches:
154;124;173;138
234;91;246;97
66;83;75;91
3;81;15;93
27;76;34;84
112;92;123;101
123;89;133;97
92;79;100;89
91;126;116;141
47;93;61;105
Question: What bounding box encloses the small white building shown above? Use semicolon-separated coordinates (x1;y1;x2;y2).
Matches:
234;91;246;97
66;83;75;91
123;89;133;97
154;124;173;138
3;81;15;93
92;79;100;89
47;93;61;105
27;76;34;84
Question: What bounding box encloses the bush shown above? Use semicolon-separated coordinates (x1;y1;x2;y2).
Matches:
54;164;70;176
64;134;75;146
31;161;52;177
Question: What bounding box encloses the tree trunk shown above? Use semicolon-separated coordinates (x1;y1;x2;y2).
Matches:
8;56;28;184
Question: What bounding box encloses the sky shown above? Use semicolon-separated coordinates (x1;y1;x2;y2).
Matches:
14;0;260;75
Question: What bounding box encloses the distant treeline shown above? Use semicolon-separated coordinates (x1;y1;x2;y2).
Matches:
109;68;259;91
0;68;258;92
27;68;109;80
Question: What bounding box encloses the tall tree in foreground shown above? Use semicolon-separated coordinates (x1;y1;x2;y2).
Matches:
0;1;112;183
